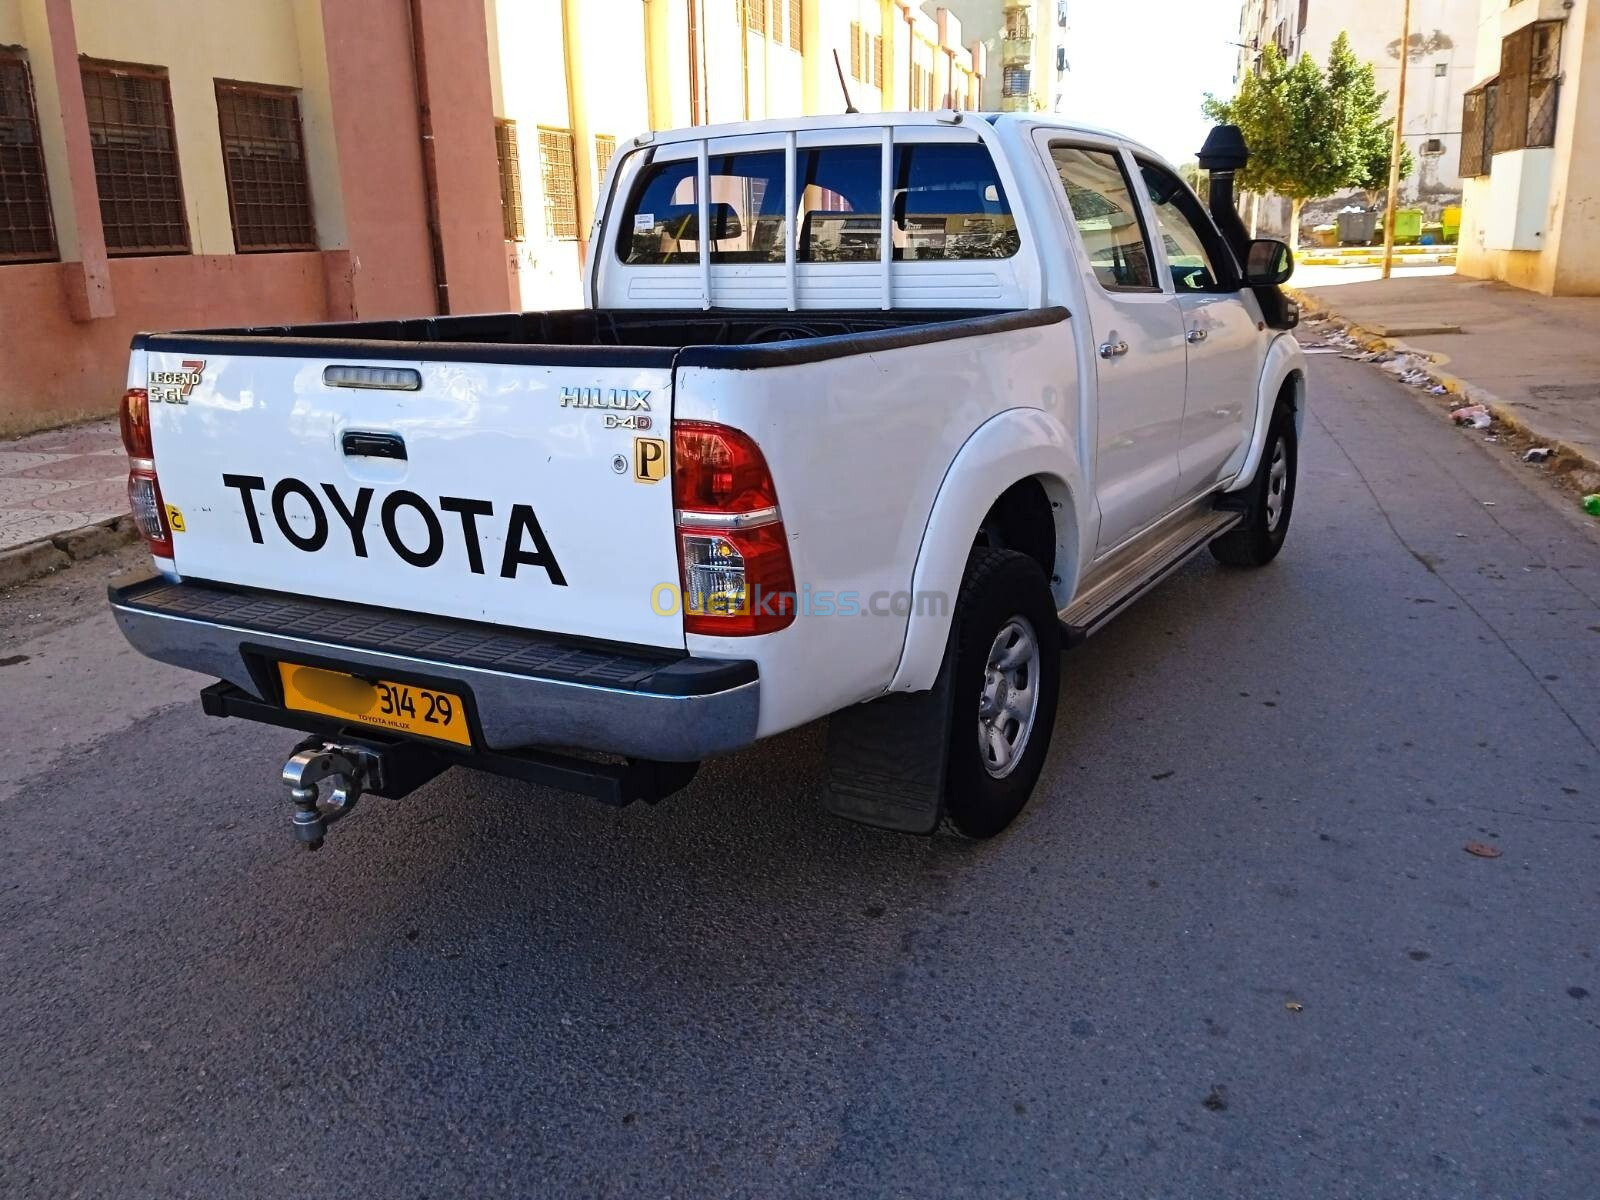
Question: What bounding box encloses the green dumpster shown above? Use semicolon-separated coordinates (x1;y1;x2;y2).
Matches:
1393;208;1423;244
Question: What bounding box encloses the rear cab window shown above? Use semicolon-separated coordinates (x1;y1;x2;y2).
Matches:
617;142;1020;265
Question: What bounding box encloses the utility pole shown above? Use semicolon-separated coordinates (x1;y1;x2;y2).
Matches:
1382;0;1412;279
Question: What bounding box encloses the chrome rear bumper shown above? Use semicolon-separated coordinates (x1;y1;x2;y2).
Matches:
109;574;759;762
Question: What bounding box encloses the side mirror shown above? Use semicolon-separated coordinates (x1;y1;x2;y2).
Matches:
1244;238;1294;287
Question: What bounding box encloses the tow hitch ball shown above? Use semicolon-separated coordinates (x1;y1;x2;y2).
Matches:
282;740;378;850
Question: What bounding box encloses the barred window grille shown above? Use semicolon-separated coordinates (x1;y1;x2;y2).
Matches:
872;35;884;88
0;51;57;263
216;82;316;252
1002;65;1031;98
1482;81;1498;170
788;0;802;51
1492;21;1562;154
81;61;188;255
849;22;863;81
1493;26;1532;154
744;0;763;33
1459;87;1486;177
538;127;578;241
1526;21;1562;148
595;133;617;180
494;119;525;240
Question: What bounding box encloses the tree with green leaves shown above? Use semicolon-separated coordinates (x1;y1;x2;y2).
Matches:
1352;120;1416;209
1326;31;1414;209
1203;32;1413;250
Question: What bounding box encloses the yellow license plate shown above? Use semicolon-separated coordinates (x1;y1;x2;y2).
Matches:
277;663;472;747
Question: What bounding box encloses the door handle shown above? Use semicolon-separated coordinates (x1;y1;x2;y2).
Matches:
1186;328;1209;344
1098;340;1130;359
341;430;408;460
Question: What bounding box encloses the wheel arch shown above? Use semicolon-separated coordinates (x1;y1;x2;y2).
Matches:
886;408;1089;695
1226;334;1307;493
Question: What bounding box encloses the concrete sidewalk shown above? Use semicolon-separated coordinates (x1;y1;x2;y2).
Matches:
1293;272;1600;475
0;420;131;586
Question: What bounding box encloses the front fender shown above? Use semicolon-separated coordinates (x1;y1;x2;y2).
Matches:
886;408;1089;695
1225;332;1306;492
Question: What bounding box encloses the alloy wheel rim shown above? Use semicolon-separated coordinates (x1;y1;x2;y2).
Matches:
978;616;1041;780
1265;437;1289;533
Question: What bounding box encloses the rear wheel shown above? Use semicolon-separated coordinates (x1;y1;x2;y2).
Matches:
1210;403;1297;568
939;549;1062;839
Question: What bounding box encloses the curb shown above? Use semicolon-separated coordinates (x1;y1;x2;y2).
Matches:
1287;286;1600;482
1298;254;1457;268
0;515;137;591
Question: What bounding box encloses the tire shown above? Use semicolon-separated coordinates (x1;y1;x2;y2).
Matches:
1209;403;1297;568
938;548;1062;840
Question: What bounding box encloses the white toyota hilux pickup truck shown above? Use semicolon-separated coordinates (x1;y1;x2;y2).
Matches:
111;112;1305;848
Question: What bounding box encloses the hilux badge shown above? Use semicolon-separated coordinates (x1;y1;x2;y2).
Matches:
149;360;206;404
559;386;652;411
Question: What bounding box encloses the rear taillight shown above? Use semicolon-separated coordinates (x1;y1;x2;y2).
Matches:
121;387;172;559
673;421;795;636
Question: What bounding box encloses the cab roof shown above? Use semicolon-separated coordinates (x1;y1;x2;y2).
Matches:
632;110;1171;166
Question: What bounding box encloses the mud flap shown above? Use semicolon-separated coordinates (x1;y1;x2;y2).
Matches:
822;662;955;835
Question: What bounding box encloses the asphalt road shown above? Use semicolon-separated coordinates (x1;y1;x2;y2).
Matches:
4;353;1599;1199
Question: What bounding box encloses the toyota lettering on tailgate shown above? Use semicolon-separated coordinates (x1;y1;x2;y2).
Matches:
221;475;568;584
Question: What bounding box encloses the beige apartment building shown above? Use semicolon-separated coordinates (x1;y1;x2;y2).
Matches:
1456;0;1599;295
937;0;1066;112
501;0;993;309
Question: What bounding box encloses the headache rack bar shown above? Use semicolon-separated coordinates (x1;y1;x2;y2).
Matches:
667;110;1000;314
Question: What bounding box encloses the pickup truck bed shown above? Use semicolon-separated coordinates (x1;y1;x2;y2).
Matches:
148;307;1018;360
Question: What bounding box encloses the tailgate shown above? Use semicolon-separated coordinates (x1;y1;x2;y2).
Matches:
143;345;683;649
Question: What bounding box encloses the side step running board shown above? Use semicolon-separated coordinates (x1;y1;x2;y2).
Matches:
1061;505;1241;642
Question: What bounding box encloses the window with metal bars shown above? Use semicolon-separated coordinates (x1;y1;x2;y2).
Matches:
787;0;802;51
595;133;617;181
1002;65;1030;98
215;81;316;252
0;50;57;263
849;22;864;81
494;119;525;240
1493;21;1562;154
744;0;763;33
538;127;579;241
1459;85;1488;176
1526;21;1562;148
872;34;884;88
81;60;188;256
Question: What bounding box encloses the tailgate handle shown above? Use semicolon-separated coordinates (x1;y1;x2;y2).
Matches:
341;431;408;461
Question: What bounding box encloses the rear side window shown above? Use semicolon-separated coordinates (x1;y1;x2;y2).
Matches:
1049;145;1156;292
617;142;1019;265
